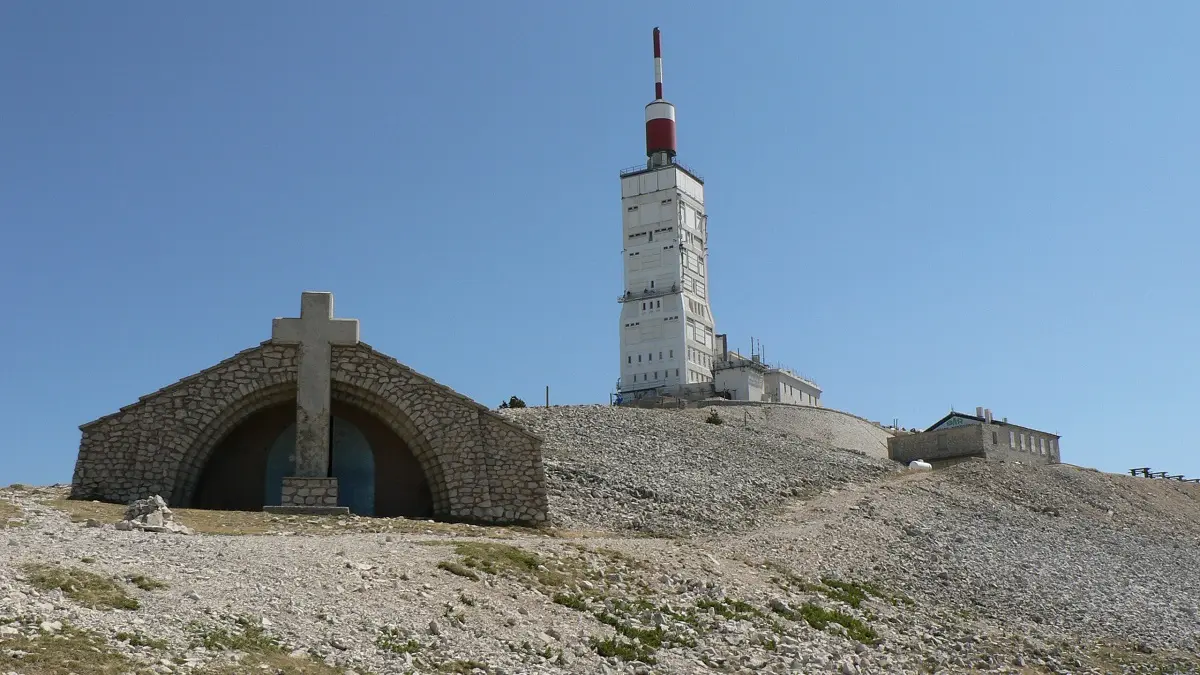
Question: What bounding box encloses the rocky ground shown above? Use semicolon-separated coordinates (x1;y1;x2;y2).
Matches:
2;404;1199;674
499;404;897;536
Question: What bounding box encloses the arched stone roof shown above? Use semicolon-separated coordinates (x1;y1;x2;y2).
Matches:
72;341;547;525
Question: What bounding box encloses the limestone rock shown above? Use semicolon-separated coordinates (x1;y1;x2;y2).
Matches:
119;495;194;535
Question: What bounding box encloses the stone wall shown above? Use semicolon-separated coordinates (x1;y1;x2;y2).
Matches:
978;422;1060;465
888;425;988;464
71;341;549;525
889;422;1060;467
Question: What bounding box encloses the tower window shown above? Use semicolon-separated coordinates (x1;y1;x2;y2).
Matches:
638;355;642;362
627;356;631;364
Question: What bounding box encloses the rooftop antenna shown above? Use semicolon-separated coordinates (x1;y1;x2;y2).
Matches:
645;27;677;169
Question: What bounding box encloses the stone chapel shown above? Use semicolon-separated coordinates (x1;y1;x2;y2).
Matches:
70;292;549;525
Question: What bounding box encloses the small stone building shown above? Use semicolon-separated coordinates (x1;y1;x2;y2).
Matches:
887;407;1061;468
71;292;549;525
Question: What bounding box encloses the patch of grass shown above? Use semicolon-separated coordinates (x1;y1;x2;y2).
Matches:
376;626;422;654
127;574;168;591
819;577;873;608
0;499;21;527
1087;641;1200;674
437;560;480;581
590;635;657;663
7;483;27;490
705;410;724;425
114;631;169;650
797;603;877;643
440;541;586;588
194;652;349;675
553;592;589;611
770;562;913;610
193;616;280;653
0;623;156;674
455;542;540;574
45;497;519;538
437;659;490;673
80;556;96;564
596;612;664;649
696;597;762;621
21;563;139;610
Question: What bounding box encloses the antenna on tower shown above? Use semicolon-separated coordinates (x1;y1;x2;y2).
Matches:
645;27;677;169
653;27;664;100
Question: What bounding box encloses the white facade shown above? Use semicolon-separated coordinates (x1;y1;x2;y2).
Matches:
618;165;716;399
714;360;765;402
764;368;822;407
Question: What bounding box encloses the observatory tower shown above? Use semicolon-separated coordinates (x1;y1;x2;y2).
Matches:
617;28;716;401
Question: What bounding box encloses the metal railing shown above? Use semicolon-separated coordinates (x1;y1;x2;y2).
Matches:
619;159;704;182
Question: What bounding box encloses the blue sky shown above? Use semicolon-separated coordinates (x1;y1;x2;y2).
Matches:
2;3;1198;486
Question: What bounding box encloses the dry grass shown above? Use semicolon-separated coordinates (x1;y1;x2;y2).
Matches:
0;623;156;674
21;563;140;610
45;497;545;538
0;498;21;527
195;652;350;674
188;617;350;674
1086;641;1200;674
127;573;168;591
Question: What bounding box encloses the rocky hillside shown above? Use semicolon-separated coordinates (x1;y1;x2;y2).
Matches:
498;404;897;536
2;404;1199;675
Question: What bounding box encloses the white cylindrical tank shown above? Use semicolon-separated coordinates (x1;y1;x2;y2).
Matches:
908;460;933;471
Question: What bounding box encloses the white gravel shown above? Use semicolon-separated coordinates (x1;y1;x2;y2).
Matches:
499;404;898;536
2;405;1199;674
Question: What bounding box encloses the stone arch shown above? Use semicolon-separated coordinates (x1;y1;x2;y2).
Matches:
330;381;451;515
173;376;452;517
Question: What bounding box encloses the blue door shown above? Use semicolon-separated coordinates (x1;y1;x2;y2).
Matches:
331;417;375;516
264;424;297;507
263;417;376;515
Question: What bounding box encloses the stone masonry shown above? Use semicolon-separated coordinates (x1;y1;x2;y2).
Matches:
888;420;1061;468
279;477;341;509
72;338;550;526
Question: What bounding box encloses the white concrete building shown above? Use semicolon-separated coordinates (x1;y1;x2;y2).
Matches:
711;335;823;407
764;368;822;407
613;29;822;408
617;164;716;400
616;29;717;402
712;347;767;403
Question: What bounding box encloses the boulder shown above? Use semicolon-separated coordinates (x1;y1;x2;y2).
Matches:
119;495;194;535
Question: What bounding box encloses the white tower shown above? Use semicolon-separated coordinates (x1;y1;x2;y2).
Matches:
617;28;717;401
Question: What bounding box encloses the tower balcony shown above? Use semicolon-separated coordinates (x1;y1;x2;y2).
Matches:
617;285;679;304
619;158;704;184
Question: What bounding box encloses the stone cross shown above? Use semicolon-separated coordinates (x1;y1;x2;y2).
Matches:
271;292;359;478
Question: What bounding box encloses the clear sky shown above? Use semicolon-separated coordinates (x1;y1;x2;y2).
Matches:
2;3;1198;486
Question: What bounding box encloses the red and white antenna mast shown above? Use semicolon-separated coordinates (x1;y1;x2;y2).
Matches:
645;27;677;168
